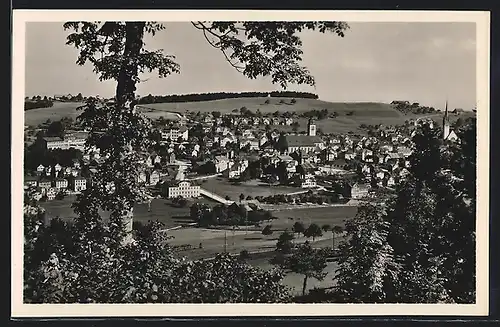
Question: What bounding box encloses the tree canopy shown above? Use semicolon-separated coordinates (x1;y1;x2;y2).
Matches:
24;20;350;303
333;120;476;304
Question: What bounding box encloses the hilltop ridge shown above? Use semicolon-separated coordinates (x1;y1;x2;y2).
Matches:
25;97;402;125
22;96;471;135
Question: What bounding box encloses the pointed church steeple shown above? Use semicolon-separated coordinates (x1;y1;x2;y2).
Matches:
442;99;450;140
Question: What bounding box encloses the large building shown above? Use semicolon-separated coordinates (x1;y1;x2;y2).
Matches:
350;183;370;199
161;126;189;141
71;177;87;192
166;180;200;198
42;132;88;151
279;119;324;154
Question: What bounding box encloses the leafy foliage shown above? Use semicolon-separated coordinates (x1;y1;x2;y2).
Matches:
276;230;295;254
282;242;329;296
333;204;401;303
303;223;323;241
168;254;290;303
333;120;476;303
191;21;349;88
292;221;305;235
262;224;273;236
137;91;318;104
24;20;351;303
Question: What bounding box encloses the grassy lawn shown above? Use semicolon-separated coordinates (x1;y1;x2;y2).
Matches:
270;206;358;230
25;98;474;136
200;178;304;201
24;102;85;126
40;196;217;228
248;257;338;296
26;98;402;128
169;231;340;296
142;97;401;116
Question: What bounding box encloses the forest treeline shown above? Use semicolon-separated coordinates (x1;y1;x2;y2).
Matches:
25;99;54;111
137;91;319;104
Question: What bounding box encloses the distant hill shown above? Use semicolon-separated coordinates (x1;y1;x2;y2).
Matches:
24;97;472;134
25;97;400;124
141;97;403;117
24;102;85;126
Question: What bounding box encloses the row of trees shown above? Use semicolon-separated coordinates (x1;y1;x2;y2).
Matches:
299;108;330;120
190;202;274;227
25;98;54;110
137;91;318;105
391;100;438;115
24;146;83;173
255;191;343;205
331;120;476;303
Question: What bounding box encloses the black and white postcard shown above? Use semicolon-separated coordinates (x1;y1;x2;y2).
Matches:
11;10;490;317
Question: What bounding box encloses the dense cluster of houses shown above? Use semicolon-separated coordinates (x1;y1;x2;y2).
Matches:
25;102;458;203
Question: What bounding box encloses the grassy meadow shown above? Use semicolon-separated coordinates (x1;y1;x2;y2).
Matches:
200;177;304;201
25;98;473;136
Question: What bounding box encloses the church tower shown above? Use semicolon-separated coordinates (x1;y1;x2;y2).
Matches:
442;100;450;140
307;118;316;136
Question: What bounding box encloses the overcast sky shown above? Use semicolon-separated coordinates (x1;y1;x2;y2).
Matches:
25;21;477;110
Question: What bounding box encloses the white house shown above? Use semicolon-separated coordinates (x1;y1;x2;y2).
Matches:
38;180;52;193
350;183;370;199
137;171;148;184
55;178;68;190
46;188;57;201
361;149;374;162
167;181;200;199
72;177;87;192
148;170;161;186
214;155;233;173
161;126;189;141
301;174;317;188
36;164;45;174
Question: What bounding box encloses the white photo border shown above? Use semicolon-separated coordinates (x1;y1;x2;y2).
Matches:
11;9;491;317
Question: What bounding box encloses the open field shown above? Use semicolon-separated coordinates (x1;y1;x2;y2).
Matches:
169;226;343;295
24;102;85;126
169;225;345;259
25;98;474;136
40;196;219;227
269;206;357;230
40;193;348;296
167;205;355;260
25;98;402;127
248;257;338;296
142;97;402;116
201;177;305;200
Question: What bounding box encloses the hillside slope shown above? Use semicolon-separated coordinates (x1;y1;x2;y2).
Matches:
24;102;85;126
142;97;403;118
23;97;469;135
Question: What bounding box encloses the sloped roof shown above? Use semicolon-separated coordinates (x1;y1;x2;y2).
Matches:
285;135;323;147
43;136;64;142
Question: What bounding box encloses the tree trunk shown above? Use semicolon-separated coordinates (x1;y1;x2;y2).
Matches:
115;22;146;244
302;275;308;296
116;22;145;107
